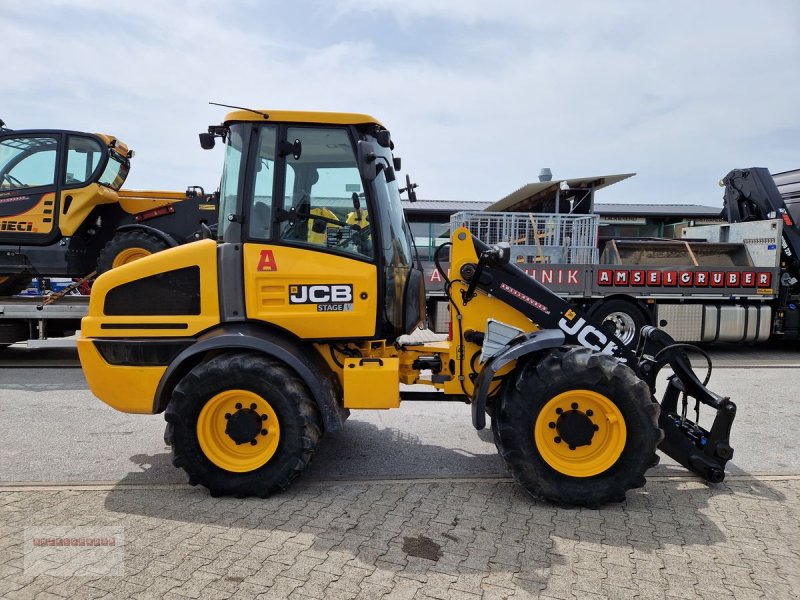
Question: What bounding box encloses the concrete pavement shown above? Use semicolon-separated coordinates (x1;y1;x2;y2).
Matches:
1;347;799;599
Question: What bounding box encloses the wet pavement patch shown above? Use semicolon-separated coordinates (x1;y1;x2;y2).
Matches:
402;535;443;561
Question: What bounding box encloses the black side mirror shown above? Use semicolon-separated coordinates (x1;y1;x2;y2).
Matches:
357;140;378;182
376;130;391;148
199;133;215;150
400;174;418;202
393;156;401;171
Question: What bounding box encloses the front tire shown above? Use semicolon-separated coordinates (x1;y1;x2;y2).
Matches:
492;346;661;506
165;353;322;497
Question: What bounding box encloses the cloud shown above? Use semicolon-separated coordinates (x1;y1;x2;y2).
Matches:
3;0;798;206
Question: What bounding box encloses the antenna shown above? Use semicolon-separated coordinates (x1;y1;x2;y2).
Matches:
209;102;269;119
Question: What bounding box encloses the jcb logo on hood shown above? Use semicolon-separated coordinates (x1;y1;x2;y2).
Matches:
289;284;353;304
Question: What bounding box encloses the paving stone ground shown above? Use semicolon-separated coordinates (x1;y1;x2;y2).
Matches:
0;477;798;600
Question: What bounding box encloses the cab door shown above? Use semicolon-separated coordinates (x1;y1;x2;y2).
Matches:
240;125;378;340
0;133;61;244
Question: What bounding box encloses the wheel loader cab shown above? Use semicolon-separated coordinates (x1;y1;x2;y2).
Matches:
0;130;131;245
215;111;423;341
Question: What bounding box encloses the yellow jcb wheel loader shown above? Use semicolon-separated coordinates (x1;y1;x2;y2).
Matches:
0;123;217;295
78;110;736;506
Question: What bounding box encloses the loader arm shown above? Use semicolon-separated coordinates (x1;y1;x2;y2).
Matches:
458;233;737;483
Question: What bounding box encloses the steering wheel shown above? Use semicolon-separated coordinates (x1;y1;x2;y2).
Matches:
1;172;25;187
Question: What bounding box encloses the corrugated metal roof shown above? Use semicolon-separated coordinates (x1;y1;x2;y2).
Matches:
595;203;722;217
404;200;722;218
402;199;490;211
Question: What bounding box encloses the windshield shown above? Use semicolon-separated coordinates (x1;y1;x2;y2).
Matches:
369;139;413;268
97;151;129;191
367;135;415;332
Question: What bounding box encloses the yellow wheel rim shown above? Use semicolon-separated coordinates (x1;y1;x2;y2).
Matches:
197;389;280;473
112;247;152;268
534;389;627;478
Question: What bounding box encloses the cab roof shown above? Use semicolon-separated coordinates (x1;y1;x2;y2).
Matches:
223;109;384;128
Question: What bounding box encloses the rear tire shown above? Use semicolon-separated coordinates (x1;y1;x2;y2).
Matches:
590;299;648;349
492;346;661;506
96;230;171;273
165;352;322;497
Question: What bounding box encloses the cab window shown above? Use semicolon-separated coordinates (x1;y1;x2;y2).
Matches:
279;127;372;260
65;136;102;185
248;126;277;240
0;136;58;191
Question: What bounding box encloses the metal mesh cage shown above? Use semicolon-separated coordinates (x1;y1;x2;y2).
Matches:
449;211;599;264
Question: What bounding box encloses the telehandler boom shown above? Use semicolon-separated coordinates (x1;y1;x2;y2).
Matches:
78;110;736;506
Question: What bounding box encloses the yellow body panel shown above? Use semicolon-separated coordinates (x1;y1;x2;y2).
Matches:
117;189;189;215
343;357;400;409
441;228;539;395
59;184;119;235
224;109;383;127
77;338;164;413
0;192;58;237
94;134;129;159
81;239;220;338
243;244;377;339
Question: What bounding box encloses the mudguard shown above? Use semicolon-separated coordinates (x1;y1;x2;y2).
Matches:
152;323;348;432
471;328;565;429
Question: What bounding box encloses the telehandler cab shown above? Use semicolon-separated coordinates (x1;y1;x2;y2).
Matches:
0;124;217;296
78;110;736;506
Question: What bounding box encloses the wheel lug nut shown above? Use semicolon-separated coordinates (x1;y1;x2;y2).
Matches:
261;415;268;421
571;402;578;410
586;409;593;416
554;437;561;444
594;424;599;431
555;408;563;415
569;445;576;451
224;413;231;420
235;403;242;410
250;439;257;445
548;422;556;429
250;403;257;410
261;429;268;436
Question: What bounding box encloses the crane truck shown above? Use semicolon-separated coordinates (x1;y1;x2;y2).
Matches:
424;168;800;349
77;109;736;506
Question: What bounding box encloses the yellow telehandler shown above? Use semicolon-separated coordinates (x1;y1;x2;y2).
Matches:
0;122;216;296
78;110;736;505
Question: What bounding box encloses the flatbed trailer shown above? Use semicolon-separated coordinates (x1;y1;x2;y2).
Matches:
422;168;800;346
0;295;87;347
424;216;782;346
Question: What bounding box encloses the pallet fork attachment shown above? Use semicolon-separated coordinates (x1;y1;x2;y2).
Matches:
635;327;736;482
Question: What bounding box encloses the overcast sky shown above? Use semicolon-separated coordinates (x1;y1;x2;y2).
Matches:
4;0;798;207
